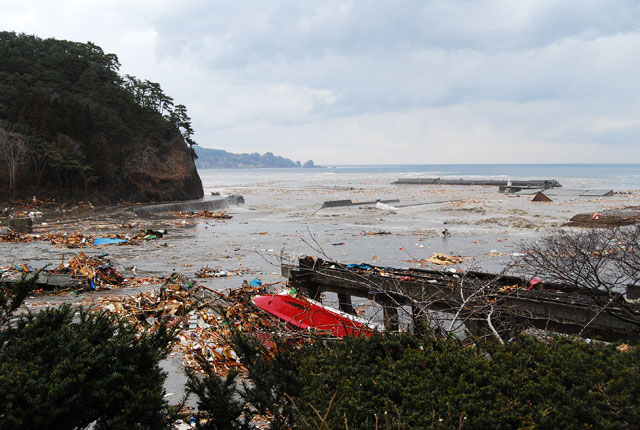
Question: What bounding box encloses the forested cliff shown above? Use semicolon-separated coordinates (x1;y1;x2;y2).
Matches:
0;32;203;205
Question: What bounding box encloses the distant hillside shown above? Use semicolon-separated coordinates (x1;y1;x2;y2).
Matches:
195;147;315;169
0;31;203;205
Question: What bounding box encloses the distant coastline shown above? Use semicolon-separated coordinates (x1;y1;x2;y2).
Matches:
195;147;316;169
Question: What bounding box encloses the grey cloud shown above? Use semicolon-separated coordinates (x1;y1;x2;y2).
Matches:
153;0;640;68
142;0;640;127
5;0;638;162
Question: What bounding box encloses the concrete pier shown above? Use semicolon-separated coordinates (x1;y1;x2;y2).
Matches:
282;256;640;341
393;178;562;188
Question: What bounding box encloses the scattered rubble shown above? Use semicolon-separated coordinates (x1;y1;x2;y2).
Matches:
1;252;163;293
179;211;232;219
195;267;244;278
54;252;125;289
565;209;640;228
361;230;392;235
407;253;465;266
0;229;168;248
95;275;318;375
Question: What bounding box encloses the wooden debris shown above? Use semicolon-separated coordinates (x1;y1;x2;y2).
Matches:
93;276;325;375
1;253;163;294
565;210;640;228
0;229;166;248
179;211;232;219
408;253;465;266
195;267;243;278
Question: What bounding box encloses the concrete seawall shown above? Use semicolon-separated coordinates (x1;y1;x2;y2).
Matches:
132;195;244;215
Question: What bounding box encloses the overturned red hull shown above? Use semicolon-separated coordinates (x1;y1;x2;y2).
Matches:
253;294;375;338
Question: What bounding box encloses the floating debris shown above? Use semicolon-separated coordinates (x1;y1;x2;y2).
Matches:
1;253;164;294
179;211;232;219
195;267;243;278
408;253;465;266
54;252;125;289
565;210;640;228
0;229;167;248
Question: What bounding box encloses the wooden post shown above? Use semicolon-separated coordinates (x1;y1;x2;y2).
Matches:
293;273;321;300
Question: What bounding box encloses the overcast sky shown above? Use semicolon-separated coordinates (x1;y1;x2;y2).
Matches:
2;0;639;164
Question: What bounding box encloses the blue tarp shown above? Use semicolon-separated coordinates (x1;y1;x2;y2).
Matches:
94;238;128;245
347;263;373;270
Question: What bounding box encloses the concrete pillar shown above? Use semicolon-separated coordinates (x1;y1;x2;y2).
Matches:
412;305;429;336
627;284;640;300
337;293;356;315
383;304;399;331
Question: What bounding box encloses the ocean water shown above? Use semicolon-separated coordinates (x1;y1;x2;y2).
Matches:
323;164;640;180
188;164;640;279
199;164;640;191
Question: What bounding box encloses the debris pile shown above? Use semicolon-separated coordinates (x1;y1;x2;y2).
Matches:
0;231;92;247
1;253;156;294
1;253;165;295
408;253;465;266
96;276;301;375
141;228;167;239
361;230;392;235
195;267;244;278
565;210;640;228
97;274;195;327
0;229;168;248
179;211;232;219
54;252;125;289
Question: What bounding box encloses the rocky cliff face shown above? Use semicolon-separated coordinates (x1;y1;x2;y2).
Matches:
0;128;203;206
115;135;204;204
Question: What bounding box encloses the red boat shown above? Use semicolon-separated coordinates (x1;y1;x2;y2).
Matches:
253;291;378;337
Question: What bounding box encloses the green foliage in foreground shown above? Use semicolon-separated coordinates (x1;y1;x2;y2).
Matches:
191;333;640;430
0;271;38;328
0;301;175;430
186;366;249;430
3;273;638;429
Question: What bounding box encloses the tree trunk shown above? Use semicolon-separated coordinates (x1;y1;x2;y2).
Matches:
9;161;16;199
83;174;88;203
56;167;63;202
